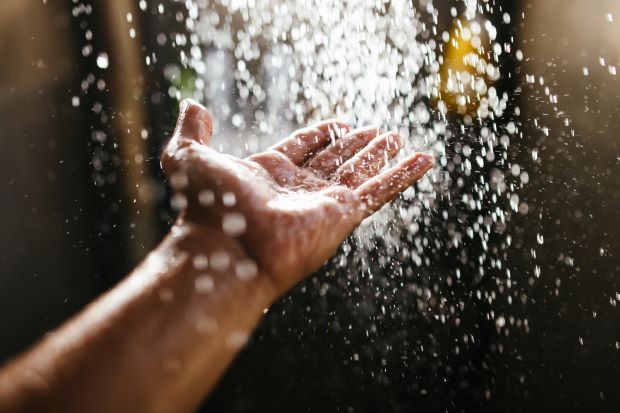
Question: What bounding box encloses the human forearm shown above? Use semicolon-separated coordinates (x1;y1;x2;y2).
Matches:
0;99;433;412
0;223;276;413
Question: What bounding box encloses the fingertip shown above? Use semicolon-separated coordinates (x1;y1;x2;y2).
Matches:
315;119;351;139
179;98;208;122
419;152;435;170
176;98;213;144
345;125;381;139
384;131;403;149
404;152;434;173
180;97;205;111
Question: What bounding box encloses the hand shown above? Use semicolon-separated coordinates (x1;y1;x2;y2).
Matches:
161;99;433;295
0;100;431;413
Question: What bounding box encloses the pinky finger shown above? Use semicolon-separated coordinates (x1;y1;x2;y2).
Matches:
355;153;434;216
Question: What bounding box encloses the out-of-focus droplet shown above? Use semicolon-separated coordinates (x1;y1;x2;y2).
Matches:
96;52;109;69
222;212;246;236
195;274;214;293
235;258;258;281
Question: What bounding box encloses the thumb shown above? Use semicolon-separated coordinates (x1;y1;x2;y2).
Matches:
173;98;213;145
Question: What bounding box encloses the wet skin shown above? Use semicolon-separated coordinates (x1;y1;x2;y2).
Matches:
0;99;433;413
163;99;434;294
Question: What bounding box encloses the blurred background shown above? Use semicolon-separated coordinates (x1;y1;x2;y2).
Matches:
1;0;619;412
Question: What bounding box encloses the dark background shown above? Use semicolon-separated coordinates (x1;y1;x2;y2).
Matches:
1;1;619;412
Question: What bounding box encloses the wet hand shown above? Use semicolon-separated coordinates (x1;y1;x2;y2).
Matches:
161;99;433;295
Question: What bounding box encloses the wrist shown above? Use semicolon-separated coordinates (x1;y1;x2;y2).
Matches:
163;222;279;307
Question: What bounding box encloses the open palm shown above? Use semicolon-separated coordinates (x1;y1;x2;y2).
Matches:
162;100;433;293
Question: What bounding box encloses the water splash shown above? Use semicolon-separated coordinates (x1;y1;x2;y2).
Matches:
119;1;567;405
176;0;531;339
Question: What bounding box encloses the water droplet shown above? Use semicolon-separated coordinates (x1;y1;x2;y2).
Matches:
195;316;218;334
210;251;230;272
226;330;249;348
96;52;109;69
195;274;214;293
222;212;246;236
199;189;215;206
170;193;187;211
170;172;188;189
235;258;258;281
192;254;208;270
222;192;236;207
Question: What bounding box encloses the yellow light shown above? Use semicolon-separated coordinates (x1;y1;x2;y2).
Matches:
438;20;494;116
